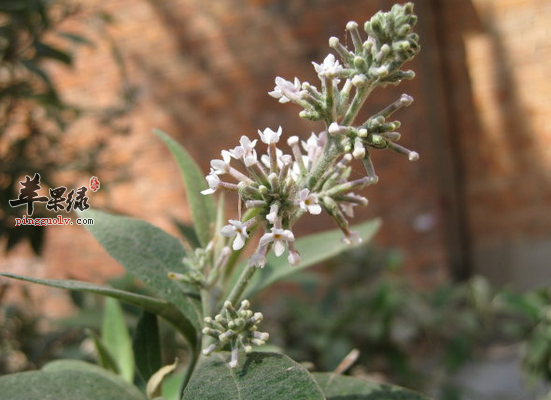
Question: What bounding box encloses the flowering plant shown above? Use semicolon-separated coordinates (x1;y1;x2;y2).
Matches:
1;3;429;400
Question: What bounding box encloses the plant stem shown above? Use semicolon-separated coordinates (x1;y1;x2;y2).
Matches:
342;84;374;126
226;263;257;306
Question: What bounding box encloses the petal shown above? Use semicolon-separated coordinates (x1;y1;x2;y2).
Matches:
273;240;285;257
233;234;245;250
308;204;322;215
220;225;236;237
259;233;274;247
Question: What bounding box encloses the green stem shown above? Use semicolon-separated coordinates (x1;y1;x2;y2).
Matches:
342;84;374;126
306;136;342;190
226;263;257;306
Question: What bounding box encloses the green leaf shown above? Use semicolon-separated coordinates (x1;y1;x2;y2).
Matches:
0;360;146;400
313;372;430;400
102;298;134;382
89;329;120;374
133;310;163;382
83;210;202;346
0;273;191;342
182;352;325;400
153;128;216;247
174;219;202;249
242;218;381;298
34;41;73;65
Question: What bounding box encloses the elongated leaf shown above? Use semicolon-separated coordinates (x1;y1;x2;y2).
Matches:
154;129;216;247
182;352;325;400
0;360;146;400
133;310;162;382
83;210;202;347
313;372;429;399
89;329;120;374
174;219;202;249
102;298;134;382
242;218;381;297
0;273;191;341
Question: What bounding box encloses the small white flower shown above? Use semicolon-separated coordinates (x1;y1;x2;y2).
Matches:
259;227;295;257
301;132;326;164
296;189;322;215
266;203;279;224
220;219;249;250
268;77;305;103
210;150;232;175
230;136;258;167
250;252;267;268
312;54;344;78
258;126;282;144
201;169;221;195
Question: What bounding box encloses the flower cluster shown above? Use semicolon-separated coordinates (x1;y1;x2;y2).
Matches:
199;2;421;367
203;3;420;268
202;300;269;368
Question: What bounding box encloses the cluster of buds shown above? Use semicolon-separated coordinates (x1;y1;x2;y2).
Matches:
202;300;269;368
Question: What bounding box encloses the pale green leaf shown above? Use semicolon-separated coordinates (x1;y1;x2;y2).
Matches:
83;210;202;347
0;273;192;344
182;352;325;400
102;298;134;382
89;329;120;374
313;372;430;399
133;310;163;382
154;128;216;247
0;360;146;400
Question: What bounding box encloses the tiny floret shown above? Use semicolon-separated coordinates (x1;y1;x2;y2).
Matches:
258;126;283;144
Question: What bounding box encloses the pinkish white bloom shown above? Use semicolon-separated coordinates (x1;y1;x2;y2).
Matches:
302;132;326;164
268;77;305;103
220;219;249;250
201;169;221;195
210;150;232;175
296;189;322;215
312;54;344;78
230;136;258;167
258;126;282;144
259;227;295;257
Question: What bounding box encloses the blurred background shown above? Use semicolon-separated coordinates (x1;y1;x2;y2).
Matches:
1;0;551;399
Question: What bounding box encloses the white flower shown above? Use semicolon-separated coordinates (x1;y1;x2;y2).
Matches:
259;227;295;257
230;136;258;167
201;169;221;195
220;219;249;250
258;126;282;144
268;77;305;103
210;150;232;174
301;132;326;164
296;189;322;215
266;203;279;224
312;54;344;78
250;252;267;268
